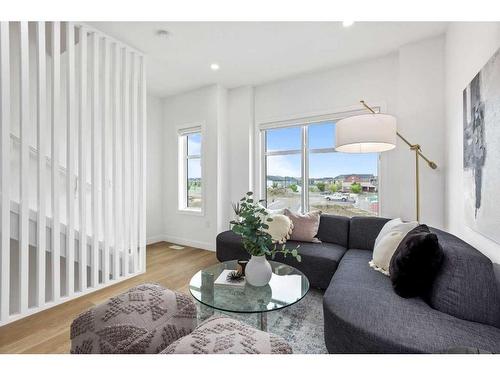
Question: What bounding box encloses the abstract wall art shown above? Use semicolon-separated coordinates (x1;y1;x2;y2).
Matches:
463;46;500;243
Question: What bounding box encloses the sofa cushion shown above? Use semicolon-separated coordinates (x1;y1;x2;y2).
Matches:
161;316;292;354
348;216;390;250
216;230;250;262
316;214;350;247
427;228;500;328
284;209;321;243
271;241;347;290
323;250;500;353
389;225;444;298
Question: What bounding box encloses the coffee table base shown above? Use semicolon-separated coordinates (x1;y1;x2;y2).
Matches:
259;312;267;331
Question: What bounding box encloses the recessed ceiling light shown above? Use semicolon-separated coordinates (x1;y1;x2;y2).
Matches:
210;63;220;71
342;21;354;27
156;29;170;38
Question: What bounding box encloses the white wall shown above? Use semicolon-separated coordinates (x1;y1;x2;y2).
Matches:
251;37;445;227
445;22;500;266
154;35;448;251
146;95;164;243
161;85;227;250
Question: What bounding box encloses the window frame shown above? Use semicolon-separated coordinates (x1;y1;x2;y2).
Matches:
178;124;204;215
259;109;381;216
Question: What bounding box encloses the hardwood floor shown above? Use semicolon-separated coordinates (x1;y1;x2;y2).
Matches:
0;242;217;354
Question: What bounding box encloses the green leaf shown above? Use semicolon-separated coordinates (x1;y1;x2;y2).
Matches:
246;191;253;196
296;255;302;262
266;218;273;222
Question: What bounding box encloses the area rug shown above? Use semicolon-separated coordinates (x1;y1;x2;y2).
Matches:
198;289;327;354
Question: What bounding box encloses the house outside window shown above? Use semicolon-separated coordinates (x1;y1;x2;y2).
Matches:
178;127;203;213
261;118;379;217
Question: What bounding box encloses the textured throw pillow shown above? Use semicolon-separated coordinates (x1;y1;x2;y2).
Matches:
284;209;322;243
389;225;444;298
264;214;294;244
369;219;418;275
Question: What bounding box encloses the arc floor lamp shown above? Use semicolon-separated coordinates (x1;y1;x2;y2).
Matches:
335;100;437;222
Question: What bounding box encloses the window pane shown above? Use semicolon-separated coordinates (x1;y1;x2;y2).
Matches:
187;158;202;208
187;133;201;156
308;122;335;149
308;152;378;217
266;154;301;212
266;127;301;152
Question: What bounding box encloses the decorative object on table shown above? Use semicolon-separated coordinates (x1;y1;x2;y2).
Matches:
369;218;418;275
463;46;500;244
230;192;301;287
283;208;322;243
389;224;444;298
237;260;248;276
335;100;438;222
214;269;246;287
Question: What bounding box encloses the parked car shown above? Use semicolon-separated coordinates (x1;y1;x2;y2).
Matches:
326;192;348;202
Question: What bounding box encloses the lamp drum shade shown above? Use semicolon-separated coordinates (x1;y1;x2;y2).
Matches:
335;113;397;153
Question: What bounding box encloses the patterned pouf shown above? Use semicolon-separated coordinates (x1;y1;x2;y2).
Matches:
161;316;293;354
70;283;197;354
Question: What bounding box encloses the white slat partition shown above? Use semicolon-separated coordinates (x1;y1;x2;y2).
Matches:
65;22;76;297
122;49;131;276
36;22;46;306
0;22;11;322
102;39;110;283
90;32;100;287
19;22;30;314
139;56;147;272
78;26;88;292
112;43;121;280
51;21;61;303
130;54;138;273
0;22;146;326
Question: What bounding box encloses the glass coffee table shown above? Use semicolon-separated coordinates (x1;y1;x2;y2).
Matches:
189;260;310;331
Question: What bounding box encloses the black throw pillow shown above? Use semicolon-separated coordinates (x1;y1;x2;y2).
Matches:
389;224;444;298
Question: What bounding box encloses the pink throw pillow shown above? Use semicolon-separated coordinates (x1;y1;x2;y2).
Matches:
283;209;322;243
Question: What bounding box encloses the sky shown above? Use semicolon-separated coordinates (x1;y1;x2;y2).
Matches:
266;122;378;178
187;122;378;180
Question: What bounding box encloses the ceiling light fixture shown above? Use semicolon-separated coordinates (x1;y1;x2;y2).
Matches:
156;29;170;38
342;21;354;27
210;63;220;71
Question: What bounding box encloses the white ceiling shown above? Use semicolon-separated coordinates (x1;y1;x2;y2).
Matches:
89;22;448;98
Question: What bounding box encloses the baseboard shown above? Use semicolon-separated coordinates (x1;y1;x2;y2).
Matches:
146;234;168;245
147;233;214;252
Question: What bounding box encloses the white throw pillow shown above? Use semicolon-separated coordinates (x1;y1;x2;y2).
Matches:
369;219;418;275
264;214;294;244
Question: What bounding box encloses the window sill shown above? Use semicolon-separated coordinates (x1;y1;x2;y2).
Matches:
177;208;205;217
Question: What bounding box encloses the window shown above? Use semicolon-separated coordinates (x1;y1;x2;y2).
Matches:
262;120;379;217
178;128;203;212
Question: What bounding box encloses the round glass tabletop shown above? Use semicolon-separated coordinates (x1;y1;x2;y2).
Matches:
189;260;310;314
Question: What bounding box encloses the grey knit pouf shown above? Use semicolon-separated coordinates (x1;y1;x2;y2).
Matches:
161;316;293;354
70;283;197;354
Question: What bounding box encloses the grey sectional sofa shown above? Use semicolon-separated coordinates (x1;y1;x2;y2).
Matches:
216;215;500;353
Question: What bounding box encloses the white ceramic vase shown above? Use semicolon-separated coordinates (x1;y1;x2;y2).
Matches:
245;255;272;287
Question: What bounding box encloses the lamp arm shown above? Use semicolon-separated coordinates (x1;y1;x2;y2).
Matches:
360;100;437;170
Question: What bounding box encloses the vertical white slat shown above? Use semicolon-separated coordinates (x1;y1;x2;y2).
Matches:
78;26;87;291
90;32;100;287
65;22;75;296
51;21;61;303
122;49;130;276
0;22;11;322
101;39;110;284
139;55;146;272
19;21;30;314
36;22;46;307
112;43;121;280
130;53;138;273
